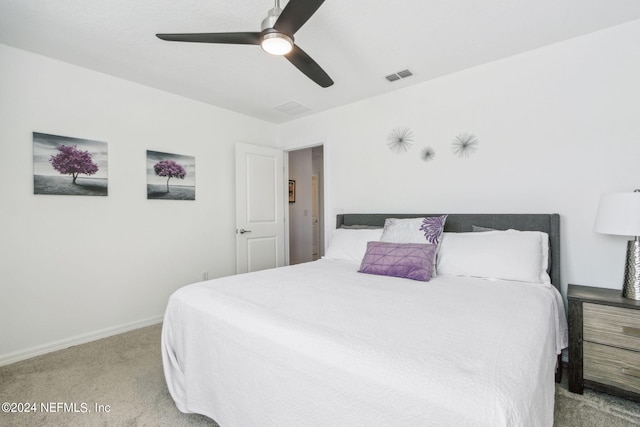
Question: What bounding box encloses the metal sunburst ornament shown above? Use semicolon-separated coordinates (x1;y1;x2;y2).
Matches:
451;133;479;157
420;147;436;162
387;127;414;153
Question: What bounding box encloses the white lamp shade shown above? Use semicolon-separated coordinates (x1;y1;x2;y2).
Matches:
261;33;293;55
594;191;640;236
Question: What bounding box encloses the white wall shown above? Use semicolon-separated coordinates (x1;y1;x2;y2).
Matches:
0;44;277;364
279;20;640;299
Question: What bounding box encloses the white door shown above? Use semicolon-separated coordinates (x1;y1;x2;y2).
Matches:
235;143;285;274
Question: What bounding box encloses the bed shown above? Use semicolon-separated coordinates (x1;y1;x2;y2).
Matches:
162;213;568;426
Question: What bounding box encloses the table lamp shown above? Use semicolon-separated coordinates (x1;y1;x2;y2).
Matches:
594;189;640;300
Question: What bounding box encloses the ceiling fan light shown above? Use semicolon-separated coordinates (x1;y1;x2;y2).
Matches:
261;33;293;55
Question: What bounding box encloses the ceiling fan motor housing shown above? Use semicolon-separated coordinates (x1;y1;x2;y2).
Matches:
260;3;294;55
261;6;283;31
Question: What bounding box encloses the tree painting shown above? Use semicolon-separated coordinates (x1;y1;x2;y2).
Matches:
50;144;99;184
153;159;186;193
33;132;108;196
146;150;195;200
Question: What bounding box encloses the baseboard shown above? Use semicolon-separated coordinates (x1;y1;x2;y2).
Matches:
0;315;164;367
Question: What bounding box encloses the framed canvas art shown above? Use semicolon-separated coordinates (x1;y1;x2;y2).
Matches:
33;132;108;196
146;150;195;200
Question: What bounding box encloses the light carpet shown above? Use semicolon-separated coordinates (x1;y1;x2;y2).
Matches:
1;324;639;426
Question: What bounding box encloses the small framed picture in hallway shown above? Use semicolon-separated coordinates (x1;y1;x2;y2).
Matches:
289;180;296;203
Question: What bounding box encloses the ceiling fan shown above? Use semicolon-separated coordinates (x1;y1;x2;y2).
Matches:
156;0;333;88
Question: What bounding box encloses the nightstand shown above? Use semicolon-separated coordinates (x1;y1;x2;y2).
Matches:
568;284;640;401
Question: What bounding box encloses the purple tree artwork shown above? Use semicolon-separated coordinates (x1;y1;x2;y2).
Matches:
147;150;195;200
154;159;186;193
50;144;99;184
33;132;108;196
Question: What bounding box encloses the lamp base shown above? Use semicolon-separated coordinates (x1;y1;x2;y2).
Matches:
623;239;640;300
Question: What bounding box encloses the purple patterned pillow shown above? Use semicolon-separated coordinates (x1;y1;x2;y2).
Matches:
419;215;448;245
358;241;437;281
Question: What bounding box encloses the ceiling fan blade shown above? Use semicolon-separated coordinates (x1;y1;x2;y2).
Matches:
274;0;325;35
285;44;333;88
156;32;261;45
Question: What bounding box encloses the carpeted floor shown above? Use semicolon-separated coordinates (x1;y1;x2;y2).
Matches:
554;376;640;426
1;323;639;426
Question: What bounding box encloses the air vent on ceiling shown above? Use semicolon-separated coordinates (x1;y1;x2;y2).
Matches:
385;69;413;82
274;101;311;115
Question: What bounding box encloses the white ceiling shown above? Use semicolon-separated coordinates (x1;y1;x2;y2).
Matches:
1;0;639;124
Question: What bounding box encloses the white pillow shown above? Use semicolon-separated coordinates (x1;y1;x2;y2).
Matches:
324;228;384;263
380;216;447;245
380;216;448;276
436;230;551;284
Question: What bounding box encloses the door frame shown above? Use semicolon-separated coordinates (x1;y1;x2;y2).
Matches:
283;150;290;266
284;143;326;265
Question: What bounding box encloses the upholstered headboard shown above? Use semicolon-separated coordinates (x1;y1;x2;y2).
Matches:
336;213;561;291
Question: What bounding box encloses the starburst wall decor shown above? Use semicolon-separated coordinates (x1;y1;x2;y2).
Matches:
420;147;436;162
384;128;480;163
451;133;479;157
387;127;414;153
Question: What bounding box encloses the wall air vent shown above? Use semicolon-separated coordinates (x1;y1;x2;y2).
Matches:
274;101;311;115
385;69;413;82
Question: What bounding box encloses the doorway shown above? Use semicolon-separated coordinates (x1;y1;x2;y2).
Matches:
288;145;324;265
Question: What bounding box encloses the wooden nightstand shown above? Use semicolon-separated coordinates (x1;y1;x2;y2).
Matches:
568;284;640;401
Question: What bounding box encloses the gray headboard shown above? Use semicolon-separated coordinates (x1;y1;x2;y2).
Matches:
336;213;561;291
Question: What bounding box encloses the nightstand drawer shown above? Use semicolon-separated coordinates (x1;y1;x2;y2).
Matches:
584;341;640;394
584;303;640;352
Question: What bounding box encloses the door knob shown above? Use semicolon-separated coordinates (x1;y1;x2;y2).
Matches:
238;228;252;234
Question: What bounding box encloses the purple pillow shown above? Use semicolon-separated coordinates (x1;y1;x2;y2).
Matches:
358;241;437;282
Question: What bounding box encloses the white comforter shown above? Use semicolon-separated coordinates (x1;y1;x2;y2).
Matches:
162;259;568;427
